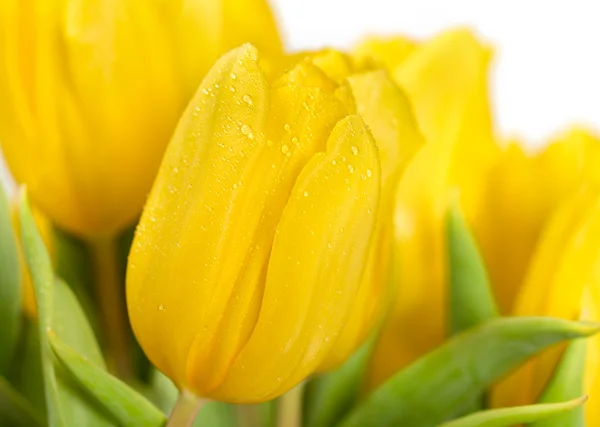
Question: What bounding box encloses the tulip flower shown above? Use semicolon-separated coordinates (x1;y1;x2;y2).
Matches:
0;0;281;237
127;44;384;403
359;28;496;389
367;127;600;389
471;129;600;313
491;187;600;425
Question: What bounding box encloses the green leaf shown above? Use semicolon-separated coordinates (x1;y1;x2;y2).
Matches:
0;376;45;427
446;202;498;334
530;339;587;427
338;317;599;427
439;396;587;427
0;181;21;374
446;203;499;415
49;333;166;427
19;190;114;427
304;337;374;427
7;318;46;416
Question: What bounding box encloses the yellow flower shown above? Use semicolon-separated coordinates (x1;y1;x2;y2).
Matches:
472;129;600;313
359;28;496;389
127;44;386;403
491;187;600;425
0;0;281;237
367;127;600;389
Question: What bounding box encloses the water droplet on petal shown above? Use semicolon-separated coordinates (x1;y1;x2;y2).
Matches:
366;169;372;178
241;124;251;135
303;191;309;197
351;146;359;156
243;94;253;105
281;144;290;155
347;164;355;173
229;86;236;92
230;72;237;80
284;124;292;133
158;304;165;311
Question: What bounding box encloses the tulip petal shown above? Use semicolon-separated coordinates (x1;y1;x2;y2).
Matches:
393;29;492;148
169;0;283;96
215;115;380;402
319;71;423;371
353;36;416;72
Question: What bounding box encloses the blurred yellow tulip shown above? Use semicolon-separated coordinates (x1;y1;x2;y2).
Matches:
491;187;600;425
472;129;600;313
0;0;281;237
359;28;496;389
127;44;389;403
367;127;600;389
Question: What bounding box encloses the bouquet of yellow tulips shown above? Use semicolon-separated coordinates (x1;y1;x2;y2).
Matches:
1;1;599;426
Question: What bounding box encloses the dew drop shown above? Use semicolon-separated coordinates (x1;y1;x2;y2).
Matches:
331;159;337;166
284;123;292;133
281;144;290;155
366;169;372;178
214;83;220;89
243;94;253;105
241;124;252;136
351;146;359;156
266;140;274;147
158;304;165;311
303;191;309;197
291;137;299;145
347;164;355;174
230;72;237;80
229;85;236;92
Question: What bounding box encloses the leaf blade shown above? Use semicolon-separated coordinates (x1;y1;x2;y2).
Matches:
49;333;165;427
339;317;599;427
440;396;587;427
0;181;21;374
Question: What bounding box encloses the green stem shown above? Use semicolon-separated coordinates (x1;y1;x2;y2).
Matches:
277;384;304;427
167;390;205;427
88;236;132;380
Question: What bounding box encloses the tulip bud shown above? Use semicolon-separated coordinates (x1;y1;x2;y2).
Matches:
0;0;281;237
127;45;381;403
492;188;600;425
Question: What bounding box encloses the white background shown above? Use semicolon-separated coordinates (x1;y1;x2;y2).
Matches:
270;0;600;147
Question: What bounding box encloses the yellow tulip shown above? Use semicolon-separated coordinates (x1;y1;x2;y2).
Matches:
367;127;600;389
127;44;386;403
491;187;600;425
472;128;600;313
0;0;281;237
359;28;496;389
